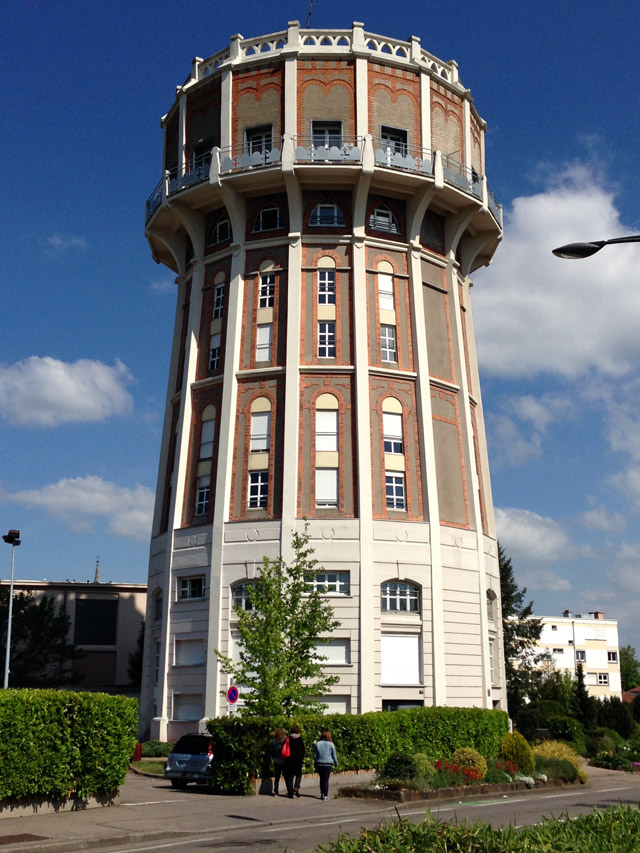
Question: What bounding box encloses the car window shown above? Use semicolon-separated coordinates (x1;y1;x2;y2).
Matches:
173;735;212;755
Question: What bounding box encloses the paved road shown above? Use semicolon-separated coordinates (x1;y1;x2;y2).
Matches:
0;765;638;852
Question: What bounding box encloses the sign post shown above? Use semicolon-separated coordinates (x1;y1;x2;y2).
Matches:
226;685;239;716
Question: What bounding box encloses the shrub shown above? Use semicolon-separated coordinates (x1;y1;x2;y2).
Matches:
380;752;419;781
498;731;535;775
413;752;436;783
432;759;482;786
141;740;174;757
484;757;517;783
450;747;487;781
590;753;633;771
533;739;587;783
545;715;586;754
534;754;578;782
598;697;634;739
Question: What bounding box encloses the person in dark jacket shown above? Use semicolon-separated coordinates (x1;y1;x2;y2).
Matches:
286;724;305;798
314;729;338;800
271;727;288;796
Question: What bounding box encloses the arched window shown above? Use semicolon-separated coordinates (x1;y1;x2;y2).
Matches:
200;405;216;460
315;393;339;508
377;261;395;311
382;398;403;454
369;204;399;234
250;397;271;452
253;203;283;233
210;216;231;245
315;394;338;451
232;581;259;612
317;256;337;305
310;200;345;228
381;580;420;612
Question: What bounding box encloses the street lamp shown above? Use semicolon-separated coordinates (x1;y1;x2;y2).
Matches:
2;529;21;689
552;234;640;259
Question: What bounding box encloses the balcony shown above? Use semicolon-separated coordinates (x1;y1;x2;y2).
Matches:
293;136;362;164
441;154;482;201
219;143;281;174
374;139;432;175
167;152;212;195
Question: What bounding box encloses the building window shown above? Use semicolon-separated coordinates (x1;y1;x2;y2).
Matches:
553;648;564;654
386;473;406;510
310;201;344;227
245;124;273;154
195;477;210;515
154;594;163;621
232;582;258;612
575;650;586;662
381;634;419;685
315;468;338;507
209;333;221;371
369;205;400;234
154;641;161;683
248;471;268;508
211;217;231;244
380;325;397;362
256;324;273;362
608;651;618;663
179;576;205;600
259;272;275;308
253;203;283;233
250;411;271;452
551;625;557;631
200;418;215;459
318;322;336;358
316;409;338;451
378;273;395;311
380;126;408;155
318;269;336;305
383;411;403;453
314;638;350;664
213;283;225;319
74;599;118;645
312;120;342;149
381;581;419;612
598;672;610;686
307;572;350;595
486;590;497;622
175;638;205;666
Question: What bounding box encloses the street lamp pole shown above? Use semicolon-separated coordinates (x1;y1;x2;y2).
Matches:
552;234;640;259
2;530;21;689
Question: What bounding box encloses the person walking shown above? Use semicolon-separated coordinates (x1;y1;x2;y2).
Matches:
287;724;305;798
271;727;288;796
314;729;338;801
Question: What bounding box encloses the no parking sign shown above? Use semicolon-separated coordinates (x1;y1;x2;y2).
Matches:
226;685;239;713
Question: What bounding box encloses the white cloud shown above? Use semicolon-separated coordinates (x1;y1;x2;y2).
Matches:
150;279;175;295
495;506;578;564
487;413;542;468
4;476;154;541
0;357;134;426
47;234;87;251
474;165;640;380
578;502;626;533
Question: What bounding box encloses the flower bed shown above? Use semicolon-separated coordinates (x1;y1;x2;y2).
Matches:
338;777;572;803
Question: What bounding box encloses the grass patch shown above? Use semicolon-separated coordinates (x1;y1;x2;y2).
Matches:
131;761;165;776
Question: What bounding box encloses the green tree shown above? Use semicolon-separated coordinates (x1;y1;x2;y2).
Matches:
572;663;598;730
127;620;145;689
216;526;340;717
619;645;640;692
0;589;84;686
499;543;545;723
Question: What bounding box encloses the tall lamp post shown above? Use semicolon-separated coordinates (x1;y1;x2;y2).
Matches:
552;235;640;259
2;529;21;689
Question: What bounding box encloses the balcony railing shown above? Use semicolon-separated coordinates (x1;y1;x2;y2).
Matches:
219;143;281;174
441;154;482;200
294;136;362;164
168;152;212;194
374;140;433;175
487;181;502;224
145;178;163;222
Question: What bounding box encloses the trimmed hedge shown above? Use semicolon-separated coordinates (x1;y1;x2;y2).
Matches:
0;689;138;801
207;706;509;795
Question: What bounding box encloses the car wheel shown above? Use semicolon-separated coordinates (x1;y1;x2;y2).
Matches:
170;779;188;789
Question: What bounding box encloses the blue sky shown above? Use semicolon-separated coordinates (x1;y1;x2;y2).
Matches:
3;2;640;648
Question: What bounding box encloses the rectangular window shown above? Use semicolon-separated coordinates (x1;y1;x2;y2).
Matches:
383;412;403;453
385;473;406;510
195;477;210;515
307;572;350;595
608;651;618;663
175;638;205;666
248;471;268;508
200;419;215;459
380;325;397;362
381;634;419;685
380;125;408;155
598;672;609;685
74;599;118;645
553;648;564;654
315;468;338;507
311;120;342;149
259;272;275;308
256;324;272;362
154;595;163;621
154;641;161;683
245;124;273;154
316;410;338;451
575;649;586;662
318;269;336;305
172;693;204;721
213;283;225;319
208;333;221;371
378;273;395;311
179;576;205;599
318;322;336;358
250;411;271;452
314;638;350;665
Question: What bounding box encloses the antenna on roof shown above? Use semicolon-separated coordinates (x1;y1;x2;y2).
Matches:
94;557;100;584
306;0;314;28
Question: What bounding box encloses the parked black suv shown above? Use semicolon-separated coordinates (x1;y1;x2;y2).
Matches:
164;733;214;788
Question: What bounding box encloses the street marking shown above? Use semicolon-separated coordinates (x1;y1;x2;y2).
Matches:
122;799;191;806
262;817;363;832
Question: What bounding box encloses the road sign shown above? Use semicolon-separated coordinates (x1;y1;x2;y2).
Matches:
226;685;239;704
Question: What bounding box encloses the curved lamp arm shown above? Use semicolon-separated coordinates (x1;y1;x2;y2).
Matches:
552;235;640;259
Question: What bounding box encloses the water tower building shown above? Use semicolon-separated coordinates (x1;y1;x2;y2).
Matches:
141;22;504;740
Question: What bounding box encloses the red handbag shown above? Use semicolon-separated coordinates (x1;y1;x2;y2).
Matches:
281;737;290;758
